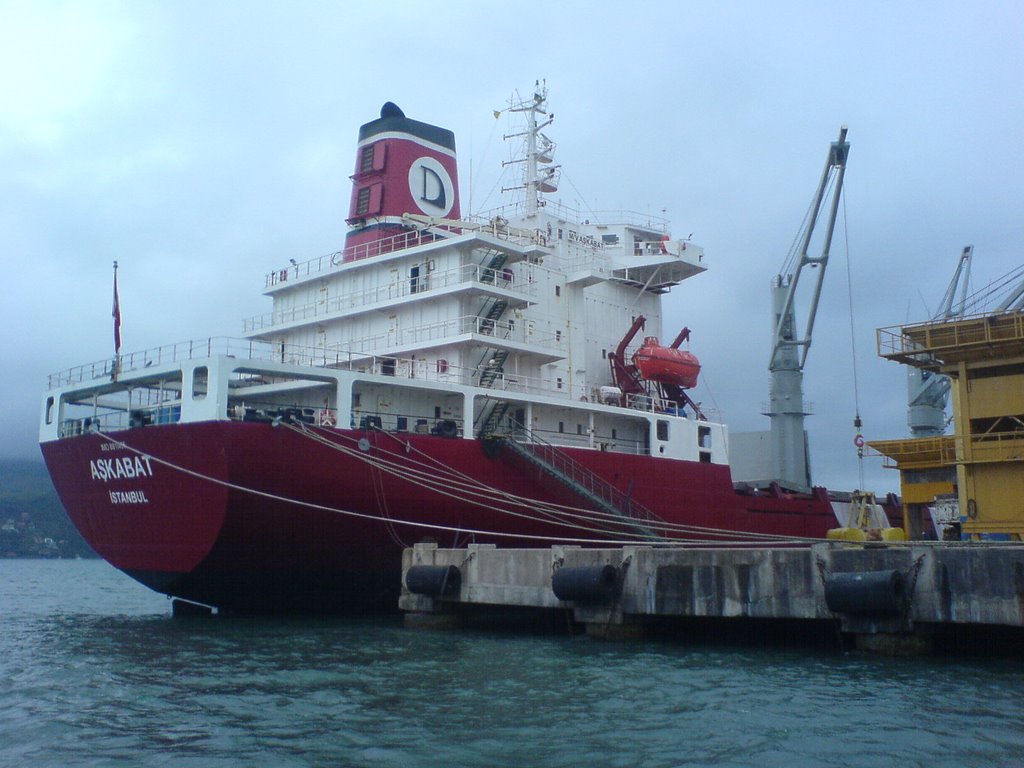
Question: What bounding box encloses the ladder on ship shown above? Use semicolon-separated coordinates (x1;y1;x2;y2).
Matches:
472;247;516;437
479;297;509;336
476;395;511;438
477;247;512;336
495;433;663;540
480;248;509;284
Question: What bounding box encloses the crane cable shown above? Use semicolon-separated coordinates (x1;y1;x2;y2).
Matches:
841;190;865;489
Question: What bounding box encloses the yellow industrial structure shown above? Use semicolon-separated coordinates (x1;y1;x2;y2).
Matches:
872;311;1024;540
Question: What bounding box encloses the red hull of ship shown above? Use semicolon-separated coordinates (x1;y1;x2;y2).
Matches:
41;422;837;612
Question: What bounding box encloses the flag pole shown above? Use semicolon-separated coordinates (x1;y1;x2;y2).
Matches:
112;261;121;381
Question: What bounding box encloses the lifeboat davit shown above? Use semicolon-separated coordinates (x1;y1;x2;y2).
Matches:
632;336;701;389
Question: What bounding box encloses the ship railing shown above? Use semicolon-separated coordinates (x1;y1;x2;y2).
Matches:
48;337;400;389
48;333;575;401
555;240;699;279
245;262;534;333
473;201;671;233
519;426;647;455
871;430;1024;469
335;355;587;401
759;400;815;417
619;391;710;420
263;219;549;289
264;229;441;289
877;310;1024;364
57;384;184;436
47;338;291;389
330;315;564;357
50;336;719;423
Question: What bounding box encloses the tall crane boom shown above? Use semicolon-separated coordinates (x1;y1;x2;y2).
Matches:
766;127;850;492
769;126;850;370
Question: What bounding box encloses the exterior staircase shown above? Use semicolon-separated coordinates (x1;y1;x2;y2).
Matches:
498;434;662;539
473;250;515;437
480;250;509;283
476;398;512;438
479;298;509;335
477;349;509;388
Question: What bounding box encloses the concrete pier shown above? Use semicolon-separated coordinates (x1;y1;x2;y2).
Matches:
399;542;1024;655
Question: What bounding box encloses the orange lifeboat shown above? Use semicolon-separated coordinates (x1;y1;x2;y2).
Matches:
632;336;701;389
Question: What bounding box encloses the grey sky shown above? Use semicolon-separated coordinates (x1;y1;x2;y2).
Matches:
4;1;1022;496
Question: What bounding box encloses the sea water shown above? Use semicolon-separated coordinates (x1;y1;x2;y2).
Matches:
2;559;1023;768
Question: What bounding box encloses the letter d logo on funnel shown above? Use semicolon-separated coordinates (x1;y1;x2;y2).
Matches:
409;157;454;217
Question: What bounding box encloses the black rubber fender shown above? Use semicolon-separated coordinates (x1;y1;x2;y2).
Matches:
552;565;620;603
405;565;462;597
824;570;906;615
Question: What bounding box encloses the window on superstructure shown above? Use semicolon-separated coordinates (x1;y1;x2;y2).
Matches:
558;422;564;433
656;420;669;441
576;424;583;435
356;186;372;216
557;378;563;389
192;366;208;400
699;425;712;448
360;145;375;173
45;396;54;424
555;330;561;342
555;286;561;297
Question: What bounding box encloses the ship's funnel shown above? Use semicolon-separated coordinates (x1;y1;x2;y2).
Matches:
344;103;461;259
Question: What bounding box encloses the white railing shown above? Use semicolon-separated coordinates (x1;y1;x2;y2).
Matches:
263;217;549;289
331;315;564;357
474;200;671;233
49;336;709;423
244;263;532;333
264;229;444;289
47;338;281;389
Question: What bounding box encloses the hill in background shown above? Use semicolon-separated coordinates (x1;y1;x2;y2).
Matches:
1;458;96;558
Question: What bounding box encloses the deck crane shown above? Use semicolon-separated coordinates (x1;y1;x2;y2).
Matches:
767;127;850;492
907;245;973;437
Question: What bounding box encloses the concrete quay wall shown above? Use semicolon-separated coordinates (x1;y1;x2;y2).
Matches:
399;542;1024;653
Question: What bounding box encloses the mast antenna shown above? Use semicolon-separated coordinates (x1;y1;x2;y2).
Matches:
501;80;559;215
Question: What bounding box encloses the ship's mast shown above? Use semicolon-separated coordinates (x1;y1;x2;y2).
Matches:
502;80;559;217
767;127;850;492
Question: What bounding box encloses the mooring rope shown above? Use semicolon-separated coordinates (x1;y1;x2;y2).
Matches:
285;421;824;543
92;427;827;548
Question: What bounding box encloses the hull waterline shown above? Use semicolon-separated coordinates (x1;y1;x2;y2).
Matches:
41;421;838;612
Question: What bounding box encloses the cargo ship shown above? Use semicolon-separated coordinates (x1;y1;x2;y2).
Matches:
39;84;868;613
